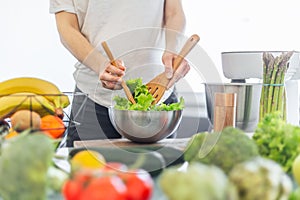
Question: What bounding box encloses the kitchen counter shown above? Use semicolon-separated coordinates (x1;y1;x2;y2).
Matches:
53;138;191;200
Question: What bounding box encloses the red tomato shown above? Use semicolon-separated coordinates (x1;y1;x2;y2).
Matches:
63;164;153;200
79;175;127;200
62;179;82;200
62;170;93;200
119;169;153;200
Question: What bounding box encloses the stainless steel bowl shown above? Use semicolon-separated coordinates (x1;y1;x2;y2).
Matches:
108;107;183;143
204;83;262;132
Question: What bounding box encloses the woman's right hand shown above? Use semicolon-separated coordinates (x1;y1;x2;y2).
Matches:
99;60;126;90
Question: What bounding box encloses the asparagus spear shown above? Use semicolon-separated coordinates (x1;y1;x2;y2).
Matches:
272;65;284;112
260;52;275;120
277;52;293;116
259;53;268;120
271;53;288;112
267;55;281;113
283;89;287;121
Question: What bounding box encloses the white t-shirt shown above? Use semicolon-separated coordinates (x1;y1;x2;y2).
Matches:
50;0;166;107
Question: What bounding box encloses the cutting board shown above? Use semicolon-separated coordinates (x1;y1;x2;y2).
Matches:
74;138;190;151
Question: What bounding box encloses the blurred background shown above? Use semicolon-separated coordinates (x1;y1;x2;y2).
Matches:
1;0;300;136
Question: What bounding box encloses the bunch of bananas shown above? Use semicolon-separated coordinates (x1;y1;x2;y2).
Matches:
0;77;70;119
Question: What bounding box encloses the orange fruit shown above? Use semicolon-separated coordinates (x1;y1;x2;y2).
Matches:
40;115;65;138
71;150;106;170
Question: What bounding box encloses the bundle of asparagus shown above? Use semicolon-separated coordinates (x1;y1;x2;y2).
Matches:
259;51;294;121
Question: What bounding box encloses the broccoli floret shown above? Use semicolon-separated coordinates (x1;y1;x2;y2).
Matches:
184;127;259;173
0;131;54;200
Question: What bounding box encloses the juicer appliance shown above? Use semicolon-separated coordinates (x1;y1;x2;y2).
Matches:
205;51;300;132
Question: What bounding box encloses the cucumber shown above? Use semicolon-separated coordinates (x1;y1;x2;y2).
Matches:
122;146;184;167
69;147;167;176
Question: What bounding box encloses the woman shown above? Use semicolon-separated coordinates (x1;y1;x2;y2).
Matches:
50;0;190;146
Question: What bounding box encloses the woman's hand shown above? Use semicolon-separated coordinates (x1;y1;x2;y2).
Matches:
99;60;126;90
162;51;190;89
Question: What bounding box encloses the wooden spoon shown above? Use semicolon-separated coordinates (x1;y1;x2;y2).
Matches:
146;34;200;104
101;41;136;104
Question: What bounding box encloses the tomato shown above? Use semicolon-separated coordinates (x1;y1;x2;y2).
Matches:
72;170;94;185
119;169;153;200
62;179;82;200
79;175;127;200
63;162;153;200
62;170;93;200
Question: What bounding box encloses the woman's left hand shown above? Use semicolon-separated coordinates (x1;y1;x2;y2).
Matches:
162;51;190;89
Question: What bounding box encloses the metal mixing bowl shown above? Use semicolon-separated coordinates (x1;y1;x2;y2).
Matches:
204;83;262;132
108;107;183;143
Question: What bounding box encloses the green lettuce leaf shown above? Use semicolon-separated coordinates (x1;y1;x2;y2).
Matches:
113;78;184;111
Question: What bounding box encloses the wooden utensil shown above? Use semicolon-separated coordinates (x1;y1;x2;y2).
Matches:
146;34;200;104
101;41;136;104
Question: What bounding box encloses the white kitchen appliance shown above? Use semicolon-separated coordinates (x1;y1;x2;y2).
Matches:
221;51;300;126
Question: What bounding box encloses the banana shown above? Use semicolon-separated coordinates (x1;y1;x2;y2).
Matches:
0;77;70;114
0;92;56;119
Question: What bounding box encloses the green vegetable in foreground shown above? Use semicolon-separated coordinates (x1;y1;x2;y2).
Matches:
184;127;259;174
113;78;184;111
159;162;238;200
289;188;300;200
229;157;292;200
253;112;300;173
0;131;55;200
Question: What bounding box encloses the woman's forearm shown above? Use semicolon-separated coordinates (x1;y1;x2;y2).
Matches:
164;0;186;52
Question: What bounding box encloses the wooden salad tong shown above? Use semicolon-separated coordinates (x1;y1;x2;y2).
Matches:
101;41;136;104
146;34;200;104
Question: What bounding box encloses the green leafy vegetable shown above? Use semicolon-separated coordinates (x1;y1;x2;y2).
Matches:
0;131;55;200
253;111;300;173
126;78;143;94
113;78;184;111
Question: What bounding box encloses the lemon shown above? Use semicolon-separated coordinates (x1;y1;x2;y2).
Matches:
292;154;300;185
71;150;106;170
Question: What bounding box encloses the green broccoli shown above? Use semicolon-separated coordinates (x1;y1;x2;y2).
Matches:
184;127;259;173
0;131;55;200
